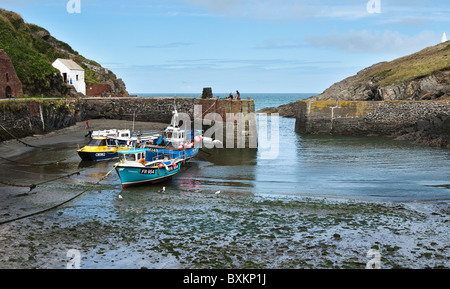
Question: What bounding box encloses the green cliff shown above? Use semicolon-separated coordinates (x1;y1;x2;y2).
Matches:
0;8;127;97
310;41;450;101
258;42;450;116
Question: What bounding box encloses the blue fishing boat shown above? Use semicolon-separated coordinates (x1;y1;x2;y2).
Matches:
115;148;182;189
142;109;203;161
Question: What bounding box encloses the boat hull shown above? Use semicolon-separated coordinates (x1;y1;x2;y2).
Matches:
115;163;181;189
145;146;199;161
78;150;118;161
77;143;130;161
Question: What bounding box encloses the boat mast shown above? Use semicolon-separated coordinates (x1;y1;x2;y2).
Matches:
132;111;136;134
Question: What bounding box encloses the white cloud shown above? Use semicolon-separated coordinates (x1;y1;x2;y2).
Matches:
176;0;324;21
306;30;440;54
173;0;400;21
175;0;450;25
136;42;193;49
177;0;242;13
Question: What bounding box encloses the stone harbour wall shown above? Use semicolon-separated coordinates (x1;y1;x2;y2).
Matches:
76;97;254;122
0;99;77;141
0;97;257;146
295;100;450;147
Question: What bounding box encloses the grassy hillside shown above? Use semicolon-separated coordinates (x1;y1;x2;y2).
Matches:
312;41;450;101
0;8;119;96
362;41;450;87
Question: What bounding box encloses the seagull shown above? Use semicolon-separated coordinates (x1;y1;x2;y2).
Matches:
215;190;221;195
118;194;123;200
158;187;166;193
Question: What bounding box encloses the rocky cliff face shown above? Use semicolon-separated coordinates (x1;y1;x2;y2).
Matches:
259;42;450;119
310;42;450;101
79;59;128;97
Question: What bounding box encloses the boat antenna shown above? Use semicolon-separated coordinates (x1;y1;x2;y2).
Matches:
132;110;136;134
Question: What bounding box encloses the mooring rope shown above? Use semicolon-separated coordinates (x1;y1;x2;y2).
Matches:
0;180;30;188
0;163;119;226
29;171;83;191
0;170;83;191
0;124;45;149
0;154;76;167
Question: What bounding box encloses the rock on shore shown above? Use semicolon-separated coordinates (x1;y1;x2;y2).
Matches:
256;101;300;118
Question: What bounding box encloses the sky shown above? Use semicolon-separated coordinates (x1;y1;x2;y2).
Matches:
0;0;449;94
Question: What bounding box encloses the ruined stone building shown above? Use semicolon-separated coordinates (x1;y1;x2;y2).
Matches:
0;50;23;98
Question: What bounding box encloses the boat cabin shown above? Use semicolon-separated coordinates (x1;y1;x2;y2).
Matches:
86;137;126;148
87;137;109;147
120;149;145;163
165;126;185;141
119;148;175;165
117;129;130;138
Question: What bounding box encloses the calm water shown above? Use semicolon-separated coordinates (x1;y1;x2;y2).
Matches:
1;93;448;269
1;93;448;203
136;93;450;202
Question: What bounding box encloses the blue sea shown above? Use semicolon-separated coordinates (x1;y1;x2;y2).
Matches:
136;93;450;202
137;92;311;111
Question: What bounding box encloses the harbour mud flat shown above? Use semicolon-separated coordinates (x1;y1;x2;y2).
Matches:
0;120;449;269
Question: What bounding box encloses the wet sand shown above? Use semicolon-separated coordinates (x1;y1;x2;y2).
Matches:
0;120;449;269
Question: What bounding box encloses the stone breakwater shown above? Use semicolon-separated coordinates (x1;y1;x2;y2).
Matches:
295;100;450;147
0;97;256;145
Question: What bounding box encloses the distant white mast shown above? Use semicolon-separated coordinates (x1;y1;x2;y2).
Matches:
442;32;447;43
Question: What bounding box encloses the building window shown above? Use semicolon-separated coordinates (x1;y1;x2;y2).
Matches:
76;75;79;81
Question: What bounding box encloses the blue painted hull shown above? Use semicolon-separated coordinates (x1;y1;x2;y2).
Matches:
144;146;199;162
115;163;181;188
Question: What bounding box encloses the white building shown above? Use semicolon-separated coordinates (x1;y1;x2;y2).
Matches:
52;58;86;95
442;32;447;43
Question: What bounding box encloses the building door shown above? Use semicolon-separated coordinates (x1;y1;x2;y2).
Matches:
63;73;67;83
5;86;12;98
